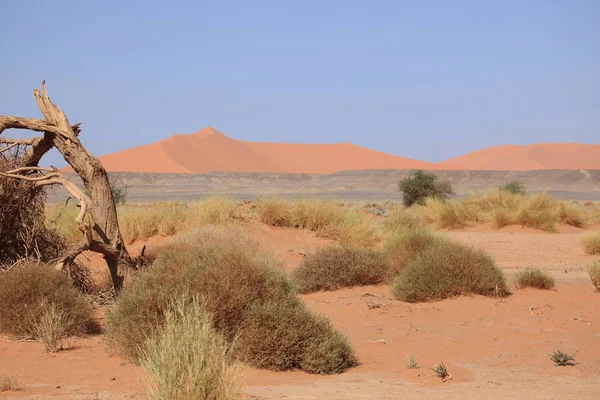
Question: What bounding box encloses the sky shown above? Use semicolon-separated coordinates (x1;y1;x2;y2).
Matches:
1;0;599;167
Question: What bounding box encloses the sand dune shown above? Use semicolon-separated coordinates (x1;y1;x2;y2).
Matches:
439;143;600;171
92;128;600;174
96;127;436;174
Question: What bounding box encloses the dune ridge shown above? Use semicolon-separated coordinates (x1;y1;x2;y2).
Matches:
92;127;600;174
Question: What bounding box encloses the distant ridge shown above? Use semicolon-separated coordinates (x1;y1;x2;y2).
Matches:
94;127;436;174
86;127;600;174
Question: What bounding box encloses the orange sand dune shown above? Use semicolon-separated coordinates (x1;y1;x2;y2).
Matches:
95;127;436;174
439;143;600;171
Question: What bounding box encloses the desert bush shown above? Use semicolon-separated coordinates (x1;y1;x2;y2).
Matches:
418;197;480;229
0;375;21;392
391;241;508;302
34;300;73;352
256;197;292;226
235;300;357;374
0;151;66;265
105;226;356;374
384;206;424;232
581;232;600;255
140;295;242;400
292;246;387;293
587;260;600;292
514;268;555;290
500;181;526;195
0;263;96;339
557;202;588;228
384;229;446;277
398;170;454;207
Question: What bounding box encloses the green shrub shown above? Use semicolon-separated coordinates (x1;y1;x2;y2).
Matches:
581;233;600;255
140;295;242;400
500;181;526;195
292;246;387;293
398;170;454;207
235;300;357;374
0;263;96;339
514;268;555;290
105;226;356;374
384;229;446;277
392;241;508;302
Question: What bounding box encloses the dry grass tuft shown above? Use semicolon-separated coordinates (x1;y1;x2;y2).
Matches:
392;240;508;302
33;300;74;353
0;263;96;340
514;268;555;290
292;245;387;293
0;375;21;392
384;229;447;278
140;295;242;400
587;259;600;292
418;197;480;229
383;206;425;232
581;232;600;255
106;226;356;374
256;197;379;248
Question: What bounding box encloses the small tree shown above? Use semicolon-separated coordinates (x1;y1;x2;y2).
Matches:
500;181;525;195
398;170;454;207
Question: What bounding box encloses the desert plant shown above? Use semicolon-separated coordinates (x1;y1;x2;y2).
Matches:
398;170;454;207
384;229;446;277
0;263;96;339
405;352;419;369
33;300;73;353
384;206;425;232
105;226;356;374
0;150;66;266
292;246;387;293
256;197;292;226
557;202;588;228
550;350;576;366
235;300;357;374
140;295;242;400
500;181;526;195
587;260;600;292
514;268;555;290
0;375;21;392
418;197;480;229
515;194;557;232
430;362;450;379
391;241;508;302
581;233;600;255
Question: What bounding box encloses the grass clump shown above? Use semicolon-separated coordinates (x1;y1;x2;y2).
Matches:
292;245;387;293
140;295;242;400
581;232;600;255
418;197;480;229
405;352;419;369
256;197;379;248
0;375;21;392
235;300;357;374
0;263;96;340
383;206;425;232
105;226;356;374
515;194;558;232
587;260;600;292
514;268;555;290
384;229;447;277
430;362;450;379
550;350;576;366
391;241;508;302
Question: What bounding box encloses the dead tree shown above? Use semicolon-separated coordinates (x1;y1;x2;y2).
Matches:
0;82;136;290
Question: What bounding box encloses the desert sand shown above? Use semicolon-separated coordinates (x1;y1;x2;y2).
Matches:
89;128;600;175
1;221;599;400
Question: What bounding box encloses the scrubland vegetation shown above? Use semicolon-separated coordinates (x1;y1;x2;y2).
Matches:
588;260;600;292
105;226;357;374
514;268;555;290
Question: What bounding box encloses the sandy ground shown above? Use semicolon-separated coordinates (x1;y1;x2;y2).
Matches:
1;223;599;399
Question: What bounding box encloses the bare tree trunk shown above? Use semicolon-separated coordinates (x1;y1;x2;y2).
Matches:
0;82;136;290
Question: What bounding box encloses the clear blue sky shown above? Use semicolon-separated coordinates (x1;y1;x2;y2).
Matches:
1;0;598;167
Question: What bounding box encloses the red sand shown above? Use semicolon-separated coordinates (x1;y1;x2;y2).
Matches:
439;143;600;171
75;128;600;174
94;127;436;174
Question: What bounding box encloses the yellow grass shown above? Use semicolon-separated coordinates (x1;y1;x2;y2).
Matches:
581;232;600;255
